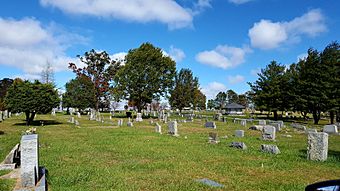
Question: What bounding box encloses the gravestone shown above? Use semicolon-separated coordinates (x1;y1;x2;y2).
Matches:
90;109;96;120
307;132;328;161
222;117;227;123
261;144;280;154
168;121;178;136
240;119;247;126
262;125;276;140
21;134;39;187
214;113;222;121
235;130;244;137
155;123;162;134
291;123;306;131
230;142;247;150
208;132;219;144
249;125;264;131
51;109;56;116
270;122;281;132
305;128;317;134
323;125;338;134
75;120;79;126
258;120;266;125
205;122;216;129
136;113;143;122
117;119;123;126
127;121;133;127
77;112;81;118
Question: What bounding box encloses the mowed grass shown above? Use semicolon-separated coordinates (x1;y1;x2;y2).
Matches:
1;113;340;190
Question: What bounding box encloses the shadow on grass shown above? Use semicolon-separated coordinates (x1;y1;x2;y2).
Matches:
13;120;63;126
299;149;340;162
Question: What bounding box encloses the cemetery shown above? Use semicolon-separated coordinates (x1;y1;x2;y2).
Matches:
1;110;340;190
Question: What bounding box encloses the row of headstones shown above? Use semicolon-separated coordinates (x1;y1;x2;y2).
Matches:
0;110;11;122
291;123;340;134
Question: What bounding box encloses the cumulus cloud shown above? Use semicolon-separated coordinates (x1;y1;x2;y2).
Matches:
248;9;327;50
250;68;261;76
227;75;245;84
0;17;85;79
201;82;227;100
229;0;253;5
169;46;185;62
40;0;193;29
196;45;251;69
111;52;127;63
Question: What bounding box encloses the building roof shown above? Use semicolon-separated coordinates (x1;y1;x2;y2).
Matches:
224;103;246;109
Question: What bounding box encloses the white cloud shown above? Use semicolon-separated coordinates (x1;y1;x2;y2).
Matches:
227;75;245;84
40;0;193;29
201;82;227;100
192;0;212;15
169;46;185;62
196;45;251;69
0;17;84;79
229;0;253;5
248;9;327;50
111;52;127;63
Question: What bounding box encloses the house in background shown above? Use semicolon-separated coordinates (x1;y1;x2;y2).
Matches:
224;103;245;115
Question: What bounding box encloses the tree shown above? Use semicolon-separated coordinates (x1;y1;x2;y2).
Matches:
169;69;199;111
41;61;55;84
114;43;176;112
63;75;96;111
214;92;227;110
237;94;248;107
248;61;286;120
0;78;14;111
207;99;215;110
194;89;206;110
5;79;59;126
69;49;120;111
226;89;239;104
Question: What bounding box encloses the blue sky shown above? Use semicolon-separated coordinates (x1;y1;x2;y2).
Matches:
0;0;339;100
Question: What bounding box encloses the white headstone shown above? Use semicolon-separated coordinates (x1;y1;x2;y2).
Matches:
155;123;162;134
259;120;266;125
323;125;338;134
168;121;178;136
136;113;143;122
262;125;276;140
21;134;39;187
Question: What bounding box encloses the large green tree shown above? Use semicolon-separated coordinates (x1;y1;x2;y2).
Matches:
5;79;59;126
248;61;286;120
63;75;96;111
69;49;120;111
114;43;176;112
0;78;14;111
169;68;199;111
194;89;206;110
226;89;239;104
215;92;227;110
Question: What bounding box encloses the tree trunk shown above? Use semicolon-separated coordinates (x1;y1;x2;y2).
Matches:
312;110;320;125
336;111;340;122
29;112;36;126
273;110;278;121
330;111;335;124
25;111;30;126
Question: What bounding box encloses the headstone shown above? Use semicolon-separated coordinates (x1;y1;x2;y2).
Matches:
261;144;280;154
70;117;75;124
127;121;133;127
222;117;227;123
155;123;162;134
136;113;143;122
249;125;264;131
270;122;281;132
240;119;247;126
75;120;79;126
196;178;224;188
21;134;39;187
262;125;276;140
323;125;338;134
90;109;96;120
307;132;328;161
235;130;245;137
291;123;306;131
208;132;219;144
77;112;81;118
214;113;222;121
205;122;216;129
305;128;317;134
51;109;56;116
117;119;123;126
168;121;178;136
258;120;266;125
230;142;247;150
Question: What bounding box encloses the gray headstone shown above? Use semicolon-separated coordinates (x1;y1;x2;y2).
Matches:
230;142;247;150
270;122;281;132
262;125;276;140
168;121;178;136
235;130;244;137
208;132;219;144
136;113;143;122
323;125;338;134
117;119;123;126
261;144;280;154
21;134;39;187
249;125;264;131
205;121;216;129
258;120;266;125
240;119;247;126
307;132;328;161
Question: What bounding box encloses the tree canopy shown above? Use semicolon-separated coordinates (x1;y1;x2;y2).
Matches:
63;75;96;111
0;78;14;111
69;49;121;111
5;79;59;125
114;43;176;112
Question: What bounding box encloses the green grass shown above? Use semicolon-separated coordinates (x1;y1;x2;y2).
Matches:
1;113;340;190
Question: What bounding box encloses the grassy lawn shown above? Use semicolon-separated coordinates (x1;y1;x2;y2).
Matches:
1;113;340;190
